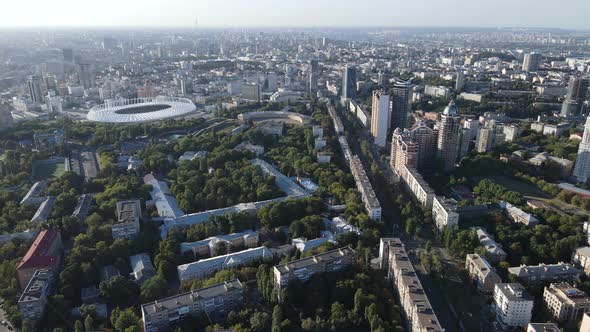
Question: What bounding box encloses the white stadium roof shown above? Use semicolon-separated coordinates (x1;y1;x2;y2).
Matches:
86;96;196;123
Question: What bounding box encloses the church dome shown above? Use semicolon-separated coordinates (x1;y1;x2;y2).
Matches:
443;100;459;116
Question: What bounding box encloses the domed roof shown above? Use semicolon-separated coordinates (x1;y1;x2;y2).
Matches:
393;127;402;135
443;100;459;116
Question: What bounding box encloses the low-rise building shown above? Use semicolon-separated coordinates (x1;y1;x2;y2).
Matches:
499;201;540;226
273;246;355;292
381;238;444;332
141;279;244;332
100;265;121;282
465;253;502;293
493;283;534;329
72;194;92;222
129;253;156;284
16;229;62;288
324;216;361;236
543;283;590;324
112;200;141;240
31;196;55;226
508;263;579;284
20;181;47;206
178;246;272;285
474;228;507;263
292;233;336;253
432;196;459;232
18;269;53;323
180;230;259;259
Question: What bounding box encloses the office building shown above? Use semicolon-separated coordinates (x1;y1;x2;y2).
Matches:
493;283;534;329
273;246;355;291
390;81;412;130
16;229;63;288
342;65;356;99
380;238;445;332
508;263;579;284
543;283;590;324
307;59;319;96
18;269;53;323
27;75;44;103
523;53;542;72
112;200;141;240
129;253;156;284
177;246;272;285
574;116;590;183
432;196;459;231
465;254;502;293
371;90;390;147
437;100;461;170
141;279;243;332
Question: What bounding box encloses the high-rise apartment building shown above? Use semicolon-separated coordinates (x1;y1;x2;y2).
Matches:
62;48;74;63
371;90;390;147
390;128;419;174
455;70;465;92
27;75;44;103
307;59;319;96
523;53;542;72
390;81;411;130
574;116;590;183
342;65;356;99
78;63;94;89
407;122;438;170
437;100;461;170
493;283;534;329
561;75;589;117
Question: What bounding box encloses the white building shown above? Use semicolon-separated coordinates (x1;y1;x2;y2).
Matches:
493;283;534;329
370;90;390;147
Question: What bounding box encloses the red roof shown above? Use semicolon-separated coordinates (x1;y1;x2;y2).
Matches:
17;229;61;270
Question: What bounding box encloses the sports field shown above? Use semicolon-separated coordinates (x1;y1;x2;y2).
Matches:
32;158;66;180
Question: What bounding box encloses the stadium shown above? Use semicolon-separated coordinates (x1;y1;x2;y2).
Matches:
86;97;197;123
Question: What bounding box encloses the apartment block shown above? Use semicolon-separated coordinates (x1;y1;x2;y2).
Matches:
112;199;142;240
465;253;502;293
474;228;507;263
178;246;272;285
273;246;355;291
499;201;539;226
573;247;590;275
18;269;53;323
381;238;444;332
398;166;435;209
493;283;534;329
350;156;381;220
543;283;590;324
509;263;579;284
16;229;63;288
432;196;459;232
180;230;259;259
141;279;243;332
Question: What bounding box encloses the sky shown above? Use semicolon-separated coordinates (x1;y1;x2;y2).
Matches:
0;0;588;30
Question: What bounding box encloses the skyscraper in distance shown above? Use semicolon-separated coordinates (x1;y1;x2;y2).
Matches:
62;48;74;63
437;100;461;170
371;90;390;147
78;63;94;89
390;81;412;131
574;116;590;183
455;70;465;92
342;65;357;100
27;75;43;103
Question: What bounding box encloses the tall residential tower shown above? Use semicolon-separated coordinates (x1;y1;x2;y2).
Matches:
437;100;461;170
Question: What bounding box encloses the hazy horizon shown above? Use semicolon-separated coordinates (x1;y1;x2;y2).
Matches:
1;0;589;30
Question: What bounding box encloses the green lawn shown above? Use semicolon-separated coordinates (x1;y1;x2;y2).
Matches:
32;159;66;180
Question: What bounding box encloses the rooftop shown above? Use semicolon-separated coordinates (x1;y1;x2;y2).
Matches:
496;283;534;301
274;246;355;274
17;229;61;270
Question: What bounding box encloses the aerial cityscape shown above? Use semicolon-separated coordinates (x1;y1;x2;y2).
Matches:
2;1;590;332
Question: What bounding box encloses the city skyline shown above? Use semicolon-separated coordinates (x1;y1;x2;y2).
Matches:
1;0;590;30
